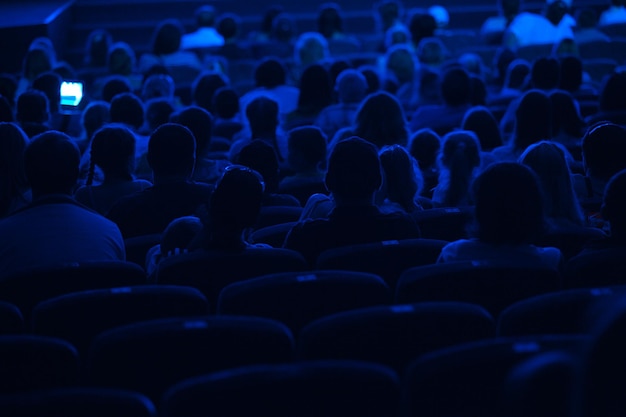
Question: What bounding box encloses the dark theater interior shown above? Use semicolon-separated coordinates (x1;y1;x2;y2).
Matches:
0;0;626;415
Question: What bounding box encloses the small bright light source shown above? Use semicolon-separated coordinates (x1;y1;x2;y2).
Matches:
60;81;83;107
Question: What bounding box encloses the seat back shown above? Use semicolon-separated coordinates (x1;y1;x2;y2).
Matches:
0;262;147;319
403;335;587;417
565;248;626;288
0;302;23;334
497;286;626;337
87;316;295;400
155;248;307;305
298;302;496;373
316;239;447;288
32;285;209;355
396;261;561;315
217;270;391;332
0;387;156;417
162;360;400;417
124;234;162;269
255;206;303;229
250;222;297;248
0;335;79;394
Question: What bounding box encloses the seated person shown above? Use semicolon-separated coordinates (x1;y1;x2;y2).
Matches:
432;131;482;208
378;144;430;213
279;126;328;206
437;162;563;269
211;87;244;141
16;89;51;139
579;169;626;253
283;136;421;266
181;5;225;50
230;96;288;163
190;165;271;252
599;0;626;26
0;123;31;218
235;140;300;207
107;123;212;238
503;0;576;49
409;66;473;136
572;122;626;229
315;68;368;140
145;215;203;275
75;124;152;215
169;105;231;185
0;131;125;278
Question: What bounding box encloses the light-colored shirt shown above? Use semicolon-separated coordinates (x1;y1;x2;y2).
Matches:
506;12;576;49
181;27;224;49
0;197;125;278
599;6;626;26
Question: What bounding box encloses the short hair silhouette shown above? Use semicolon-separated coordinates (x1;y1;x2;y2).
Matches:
142;74;175;101
87;124;136;186
25;131;80;195
85;29;112;67
386;44;417;85
16;90;49;124
145;98;175;131
236;140;280;192
296;64;333;111
210;165;265;231
325;136;382;199
317;3;344;38
169;105;213;155
473;162;546;244
217;13;240;41
255;58;287;88
531;57;560;90
32;72;61;113
559;55;583;93
287;126;327;171
194;5;217;28
81;101;110;141
147;123;196;177
110;92;144;130
107;42;136;76
294;32;329;68
408;11;437;46
335;69;368;104
582;122;626;181
192;71;228;113
212;87;239;119
503;59;530;90
22;47;53;82
101;75;132;102
441;67;472;107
